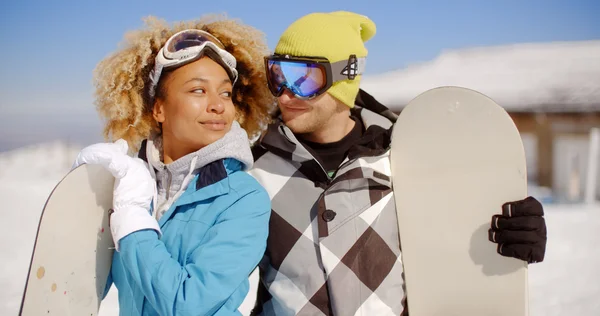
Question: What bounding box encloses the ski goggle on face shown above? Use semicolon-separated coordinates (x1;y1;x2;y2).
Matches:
148;29;238;98
264;54;366;100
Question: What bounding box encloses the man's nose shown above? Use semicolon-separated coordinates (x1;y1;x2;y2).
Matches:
278;88;296;105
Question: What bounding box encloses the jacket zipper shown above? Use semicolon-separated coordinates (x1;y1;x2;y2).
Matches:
328;157;357;181
165;166;172;201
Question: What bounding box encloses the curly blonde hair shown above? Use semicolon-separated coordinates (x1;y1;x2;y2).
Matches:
93;14;276;152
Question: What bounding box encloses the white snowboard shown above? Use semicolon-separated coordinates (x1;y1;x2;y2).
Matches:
390;86;529;316
20;164;115;316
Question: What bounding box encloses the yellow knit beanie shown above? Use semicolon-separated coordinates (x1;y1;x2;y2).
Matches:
275;11;376;107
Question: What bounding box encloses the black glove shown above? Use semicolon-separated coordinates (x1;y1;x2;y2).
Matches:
488;196;547;263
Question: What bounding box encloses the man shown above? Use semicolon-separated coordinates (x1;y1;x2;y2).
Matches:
249;11;546;315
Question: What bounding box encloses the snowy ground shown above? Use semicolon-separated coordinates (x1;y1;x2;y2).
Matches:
1;142;598;315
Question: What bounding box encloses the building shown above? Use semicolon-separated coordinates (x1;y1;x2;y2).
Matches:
361;40;600;202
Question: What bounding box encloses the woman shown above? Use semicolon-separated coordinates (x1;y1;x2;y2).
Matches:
73;15;276;315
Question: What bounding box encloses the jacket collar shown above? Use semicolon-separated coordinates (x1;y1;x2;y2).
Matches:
157;159;242;227
256;89;397;164
138;141;242;227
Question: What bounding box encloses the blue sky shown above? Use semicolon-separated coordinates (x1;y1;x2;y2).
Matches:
0;0;599;150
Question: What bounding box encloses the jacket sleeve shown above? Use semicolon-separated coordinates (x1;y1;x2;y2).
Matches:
116;185;271;316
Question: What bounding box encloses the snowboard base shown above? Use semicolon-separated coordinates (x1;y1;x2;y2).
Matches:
20;164;115;316
390;86;529;315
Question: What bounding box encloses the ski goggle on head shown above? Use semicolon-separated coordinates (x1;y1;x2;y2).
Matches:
148;29;238;98
264;54;366;100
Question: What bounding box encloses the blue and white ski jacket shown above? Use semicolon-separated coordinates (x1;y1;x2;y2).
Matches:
103;123;271;316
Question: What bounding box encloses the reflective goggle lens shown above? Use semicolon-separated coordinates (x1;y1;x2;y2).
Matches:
267;60;327;98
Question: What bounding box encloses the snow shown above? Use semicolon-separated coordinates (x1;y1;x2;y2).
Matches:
1;141;599;315
361;40;600;112
528;203;600;316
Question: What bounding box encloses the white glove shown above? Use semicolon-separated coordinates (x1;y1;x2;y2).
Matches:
73;139;161;251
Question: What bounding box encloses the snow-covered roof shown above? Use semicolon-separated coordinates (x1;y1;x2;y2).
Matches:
360;40;600;112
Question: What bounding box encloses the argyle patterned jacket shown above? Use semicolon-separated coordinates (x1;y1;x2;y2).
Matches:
248;90;408;315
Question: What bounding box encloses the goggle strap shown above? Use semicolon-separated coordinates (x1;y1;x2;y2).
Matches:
148;60;164;98
330;55;366;82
